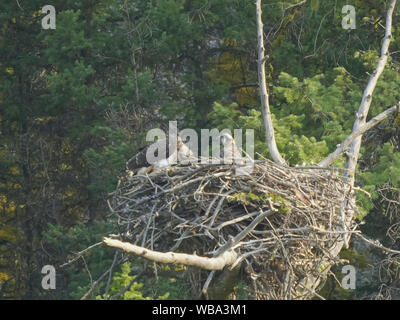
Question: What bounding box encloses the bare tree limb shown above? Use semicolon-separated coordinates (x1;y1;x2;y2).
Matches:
284;0;307;12
214;209;274;257
80;269;110;300
331;0;398;252
80;257;128;300
103;237;238;271
296;0;398;294
339;0;397;248
344;0;397;184
103;209;273;273
318;103;400;167
256;0;287;166
59;241;103;268
105;251;118;297
354;233;400;255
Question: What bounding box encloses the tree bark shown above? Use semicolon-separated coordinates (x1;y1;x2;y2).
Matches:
256;0;287;166
103;210;272;272
103;237;237;271
344;0;397;185
207;264;242;300
339;0;397;247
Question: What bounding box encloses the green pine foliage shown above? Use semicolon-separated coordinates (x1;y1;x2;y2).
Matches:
358;143;400;220
96;262;169;300
41;221;116;299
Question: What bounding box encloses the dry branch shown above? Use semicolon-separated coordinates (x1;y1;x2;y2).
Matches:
103;237;237;271
105;159;353;299
308;0;398;287
339;0;397;248
319;103;400;167
256;0;286;166
344;0;397;184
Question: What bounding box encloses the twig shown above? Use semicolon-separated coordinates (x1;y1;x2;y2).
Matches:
214;209;274;257
354;233;400;255
105;251;118;298
319;103;400;167
59;242;103;268
80;257;128;300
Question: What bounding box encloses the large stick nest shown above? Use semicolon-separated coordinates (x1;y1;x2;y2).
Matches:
108;160;356;299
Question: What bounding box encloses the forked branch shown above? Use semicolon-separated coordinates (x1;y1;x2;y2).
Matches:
344;0;397;184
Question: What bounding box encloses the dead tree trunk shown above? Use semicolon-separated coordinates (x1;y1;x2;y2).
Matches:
344;0;397;186
256;0;287;166
340;0;397;253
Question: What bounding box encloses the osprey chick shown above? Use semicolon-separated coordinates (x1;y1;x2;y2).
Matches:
126;136;194;175
220;132;244;165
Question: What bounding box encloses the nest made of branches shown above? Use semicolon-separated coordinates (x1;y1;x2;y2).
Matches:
108;159;356;299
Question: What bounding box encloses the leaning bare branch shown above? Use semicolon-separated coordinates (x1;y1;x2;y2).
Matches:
214;209;274;257
59;241;103;268
103;237;238;271
319;102;400;167
344;0;397;184
354;233;400;255
338;0;397;253
80;257;128;300
284;0;307;12
105;252;118;297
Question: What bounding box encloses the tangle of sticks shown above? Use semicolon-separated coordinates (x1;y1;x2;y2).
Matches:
105;159;357;299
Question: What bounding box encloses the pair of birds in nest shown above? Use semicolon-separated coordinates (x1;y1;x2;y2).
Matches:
126;132;244;176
